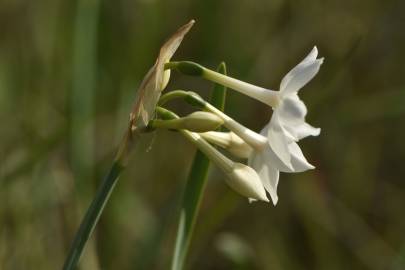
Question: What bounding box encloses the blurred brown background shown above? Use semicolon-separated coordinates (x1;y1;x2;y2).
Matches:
1;0;405;269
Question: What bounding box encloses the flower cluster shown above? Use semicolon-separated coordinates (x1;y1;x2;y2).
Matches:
133;21;323;205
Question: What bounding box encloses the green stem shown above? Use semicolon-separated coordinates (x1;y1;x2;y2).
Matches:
63;162;124;270
158;90;189;105
63;130;137;270
211;62;227;113
159;90;206;108
171;151;210;270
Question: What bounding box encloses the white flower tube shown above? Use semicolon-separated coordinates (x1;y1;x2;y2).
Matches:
202;69;279;107
204;103;268;151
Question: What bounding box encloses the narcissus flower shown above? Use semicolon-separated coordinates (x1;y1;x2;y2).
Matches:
263;47;322;169
184;48;323;204
169;47;322;170
204;47;322;169
161;46;323;205
248;124;316;204
130;20;194;130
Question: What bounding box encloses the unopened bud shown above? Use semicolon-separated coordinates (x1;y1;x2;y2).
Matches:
180;111;224;132
200;131;253;158
151;111;223;132
180;129;267;202
225;163;269;202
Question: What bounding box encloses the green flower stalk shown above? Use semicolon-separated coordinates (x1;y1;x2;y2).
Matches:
63;20;194;270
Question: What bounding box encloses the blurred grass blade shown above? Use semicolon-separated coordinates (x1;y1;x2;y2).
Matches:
171;62;227;270
70;0;99;190
67;0;100;268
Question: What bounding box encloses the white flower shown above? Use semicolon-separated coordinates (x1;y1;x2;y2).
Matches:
202;47;323;170
130;20;194;130
248;47;323;204
266;47;322;169
199;47;323;205
248;124;316;205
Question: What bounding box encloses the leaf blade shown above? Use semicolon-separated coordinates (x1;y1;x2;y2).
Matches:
171;62;228;270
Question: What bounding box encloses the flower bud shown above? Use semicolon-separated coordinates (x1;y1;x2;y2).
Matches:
180;129;268;202
225;163;269;202
151;111;223;132
200;131;252;158
181;111;224;132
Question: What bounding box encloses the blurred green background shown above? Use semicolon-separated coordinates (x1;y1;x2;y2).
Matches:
1;0;405;269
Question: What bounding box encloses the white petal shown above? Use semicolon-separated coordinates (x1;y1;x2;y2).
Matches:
253;140;315;173
248;151;279;205
259;164;279;205
266;115;293;169
276;94;320;141
277;94;307;125
248;149;263;175
261;144;291;172
279;47;323;96
286;142;315;173
294;123;321;140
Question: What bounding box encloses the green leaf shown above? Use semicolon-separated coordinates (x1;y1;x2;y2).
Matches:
210;62;227;112
171;62;227;270
63;129;135;270
63;161;124;270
